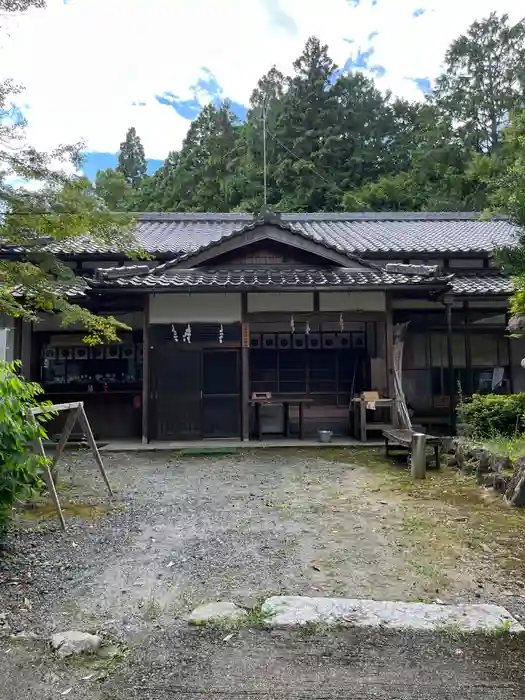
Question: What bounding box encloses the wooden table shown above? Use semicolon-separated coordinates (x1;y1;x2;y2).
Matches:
350;397;396;442
250;396;313;440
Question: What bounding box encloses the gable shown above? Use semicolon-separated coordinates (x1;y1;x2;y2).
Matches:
171;222;373;271
198;237;342;267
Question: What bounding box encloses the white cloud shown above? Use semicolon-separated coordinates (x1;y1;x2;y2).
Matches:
0;0;524;161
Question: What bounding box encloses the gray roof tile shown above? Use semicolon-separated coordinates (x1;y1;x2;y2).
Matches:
89;267;512;296
451;274;513;295
47;212;518;256
91;267;450;290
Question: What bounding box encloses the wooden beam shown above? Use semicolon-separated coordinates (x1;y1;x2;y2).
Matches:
31;401;83;416
142;294;150;444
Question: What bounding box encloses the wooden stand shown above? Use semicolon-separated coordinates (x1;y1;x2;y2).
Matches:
31;401;113;531
351;396;396;442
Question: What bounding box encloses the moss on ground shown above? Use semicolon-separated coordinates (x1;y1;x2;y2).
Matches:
18;502;115;521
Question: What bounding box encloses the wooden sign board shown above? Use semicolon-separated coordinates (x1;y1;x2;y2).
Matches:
242;323;250;348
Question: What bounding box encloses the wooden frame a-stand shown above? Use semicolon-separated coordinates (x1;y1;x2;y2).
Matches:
30;401;113;531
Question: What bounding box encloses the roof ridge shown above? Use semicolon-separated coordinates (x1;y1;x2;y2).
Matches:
134;211;509;223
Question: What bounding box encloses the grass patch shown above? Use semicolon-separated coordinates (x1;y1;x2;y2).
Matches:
65;643;128;680
193;605;272;632
439;622;467;642
482;437;525;462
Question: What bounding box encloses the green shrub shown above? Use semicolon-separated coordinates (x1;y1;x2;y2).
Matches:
0;360;53;532
457;393;525;438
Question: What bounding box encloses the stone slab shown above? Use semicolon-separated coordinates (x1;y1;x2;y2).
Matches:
261;597;525;633
188;601;247;625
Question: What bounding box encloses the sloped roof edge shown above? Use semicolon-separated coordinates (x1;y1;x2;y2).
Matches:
151;206;380;274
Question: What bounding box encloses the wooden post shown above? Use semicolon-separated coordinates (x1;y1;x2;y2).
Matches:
385;293;394;399
360;398;367;443
20;320;32;378
505;310;514;393
142;294;150;445
464;301;473;396
77;406;113;496
411;432;427;479
445;298;456;434
34;439;66;531
240;293;250;442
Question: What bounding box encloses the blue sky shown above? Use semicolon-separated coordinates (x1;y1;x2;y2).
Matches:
2;0;524;180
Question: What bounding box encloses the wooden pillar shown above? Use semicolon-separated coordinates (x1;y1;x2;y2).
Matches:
464;301;473;396
505;310;514;393
141;295;150;444
444;297;456;434
241;293;250;441
20;320;32;379
385;292;394;398
13;317;22;362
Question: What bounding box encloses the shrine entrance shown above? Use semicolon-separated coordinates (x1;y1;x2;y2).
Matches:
149;325;241;440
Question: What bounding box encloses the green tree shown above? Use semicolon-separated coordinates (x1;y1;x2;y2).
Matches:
94;168;134;210
434;13;525;154
149;102;241;211
272;36;341;211
491;109;525;331
0;0;136;343
117;126;147;186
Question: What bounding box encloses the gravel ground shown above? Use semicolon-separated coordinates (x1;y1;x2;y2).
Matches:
1;448;525;698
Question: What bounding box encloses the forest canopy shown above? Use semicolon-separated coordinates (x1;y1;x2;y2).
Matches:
95;12;525;217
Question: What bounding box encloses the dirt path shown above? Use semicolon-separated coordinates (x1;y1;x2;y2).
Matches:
1;448;525;698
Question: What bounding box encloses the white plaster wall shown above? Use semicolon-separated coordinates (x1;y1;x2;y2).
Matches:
319;291;385;312
247;292;313;313
150;293;242;323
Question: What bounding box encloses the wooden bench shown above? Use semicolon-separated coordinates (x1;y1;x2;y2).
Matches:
383;428;441;468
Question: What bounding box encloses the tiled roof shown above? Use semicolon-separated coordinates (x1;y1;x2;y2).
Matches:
13;277;88;299
90;267;451;290
451;273;513;296
47;212;518;256
89;268;513;296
